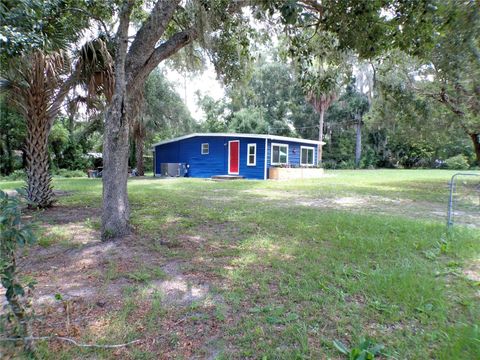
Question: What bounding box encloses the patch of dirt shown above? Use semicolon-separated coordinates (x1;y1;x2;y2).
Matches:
1;204;229;359
28;204;101;224
241;188;479;228
146;260;212;307
464;259;480;283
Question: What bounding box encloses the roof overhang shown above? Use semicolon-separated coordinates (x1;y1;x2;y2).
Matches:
151;133;325;150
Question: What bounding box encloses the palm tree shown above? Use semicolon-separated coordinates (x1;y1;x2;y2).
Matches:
306;91;338;164
75;37;114;105
1;37;114;208
294;31;351;165
0;0;106;207
1;51;72;207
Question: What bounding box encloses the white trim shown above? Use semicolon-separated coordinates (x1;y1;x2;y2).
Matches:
247;143;256;166
228;140;240;175
300;146;315;166
152;132;325;149
264;138;268;180
201;143;209;154
152;150;156;177
271;142;289;165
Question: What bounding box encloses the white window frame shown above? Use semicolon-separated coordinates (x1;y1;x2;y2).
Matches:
300;146;315;166
271;143;289;165
247;143;256;166
201;143;209;155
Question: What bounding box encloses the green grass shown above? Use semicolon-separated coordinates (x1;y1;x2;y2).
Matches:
1;169;479;359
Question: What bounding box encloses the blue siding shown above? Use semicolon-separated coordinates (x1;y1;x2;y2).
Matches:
238;138;266;179
266;139;318;170
155;135;267;179
154;135;318;180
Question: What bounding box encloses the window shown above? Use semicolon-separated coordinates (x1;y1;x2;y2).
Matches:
247;144;256;166
201;143;209;154
301;146;315;166
271;143;288;165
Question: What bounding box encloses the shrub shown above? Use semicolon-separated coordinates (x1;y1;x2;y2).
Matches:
360;147;379;169
334;338;384;359
337;160;356;169
0;189;37;352
444;154;470;170
2;169;26;180
322;160;338;169
53;169;86;178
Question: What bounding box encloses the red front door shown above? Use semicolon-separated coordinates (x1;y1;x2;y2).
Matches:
228;140;239;174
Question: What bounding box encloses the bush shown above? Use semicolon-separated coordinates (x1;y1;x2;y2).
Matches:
53;169;86;178
444;154;470;170
2;169;26;180
337;160;356;169
322;160;338;169
0;189;37;352
360;147;379;169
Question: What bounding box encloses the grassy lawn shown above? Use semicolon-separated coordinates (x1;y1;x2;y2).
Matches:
1;170;479;359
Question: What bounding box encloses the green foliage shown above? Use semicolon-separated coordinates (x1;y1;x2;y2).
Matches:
143;69;197;145
444;155;470;170
197;94;228;132
228;107;269;134
333;338;384;360
292;30;351;98
0;189;36;342
2;169;26;181
0;95;25;176
230;60;312;136
52;169;86;178
263;1;437;58
0;188;36;269
200;59;317;136
0;0;111;61
422;0;480;137
207;15;257;85
364;50;475;168
45;119;96;171
321;81;370;165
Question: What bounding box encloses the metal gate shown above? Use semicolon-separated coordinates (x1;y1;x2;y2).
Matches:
446;173;480;229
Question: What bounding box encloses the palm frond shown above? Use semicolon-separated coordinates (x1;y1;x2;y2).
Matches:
75;38;115;103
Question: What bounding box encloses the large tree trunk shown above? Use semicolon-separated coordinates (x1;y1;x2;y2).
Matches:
355;115;362;168
471;133;480;166
135;132;145;176
318;107;325;165
100;1;197;239
101;1;133;239
102;102;130;239
25;99;54;208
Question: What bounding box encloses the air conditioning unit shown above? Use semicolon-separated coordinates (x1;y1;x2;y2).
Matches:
160;163;188;177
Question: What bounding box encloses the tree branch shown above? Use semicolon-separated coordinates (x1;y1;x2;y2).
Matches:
0;336;141;349
126;0;181;79
127;27;198;94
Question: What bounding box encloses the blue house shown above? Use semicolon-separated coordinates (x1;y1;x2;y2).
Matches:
152;133;324;180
